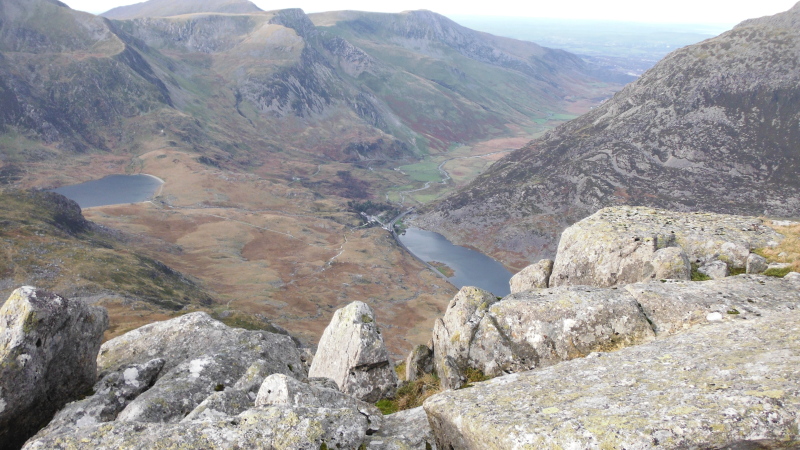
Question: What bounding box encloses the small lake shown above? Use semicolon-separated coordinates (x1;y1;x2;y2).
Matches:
52;174;163;208
398;227;512;297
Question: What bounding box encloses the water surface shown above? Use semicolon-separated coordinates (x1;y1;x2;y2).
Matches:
52;174;163;208
398;227;512;297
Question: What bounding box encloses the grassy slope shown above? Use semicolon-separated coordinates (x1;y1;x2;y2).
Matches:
0;189;213;309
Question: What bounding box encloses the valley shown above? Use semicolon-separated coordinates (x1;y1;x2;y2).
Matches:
0;0;623;357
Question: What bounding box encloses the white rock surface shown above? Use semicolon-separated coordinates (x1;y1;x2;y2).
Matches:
308;302;397;402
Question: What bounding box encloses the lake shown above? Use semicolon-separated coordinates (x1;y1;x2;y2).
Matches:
397;227;512;297
52;174;163;208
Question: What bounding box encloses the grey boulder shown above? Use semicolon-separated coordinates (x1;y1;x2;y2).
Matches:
256;373;382;433
308;301;397;402
509;259;553;293
698;260;730;279
0;286;108;449
746;253;769;274
431;287;499;390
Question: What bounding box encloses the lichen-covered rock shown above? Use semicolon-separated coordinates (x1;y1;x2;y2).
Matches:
94;312;306;424
256;373;382;433
699;260;730;279
550;207;782;287
404;344;433;382
364;407;437;450
443;286;656;381
626;275;800;335
38;358;165;433
509;259;553;293
431;287;499;389
308;302;397;402
424;312;800;449
651;246;691;280
181;389;253;422
98;312;305;378
23;406;369;450
746;253;769;274
0;286;108;449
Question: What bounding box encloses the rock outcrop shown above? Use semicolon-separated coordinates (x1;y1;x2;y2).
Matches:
308;301;397;402
424;310;800;449
549;206;782;287
508;258;553;293
432;285;655;389
0;287;108;449
24;305;428;449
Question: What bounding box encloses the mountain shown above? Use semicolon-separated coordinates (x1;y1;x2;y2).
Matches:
416;3;800;270
102;0;262;20
0;1;620;167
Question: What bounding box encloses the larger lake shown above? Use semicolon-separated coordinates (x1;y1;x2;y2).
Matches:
398;227;512;297
52;174;163;208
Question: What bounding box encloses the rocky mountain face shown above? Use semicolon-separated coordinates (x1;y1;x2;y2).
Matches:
417;3;800;269
0;0;618;168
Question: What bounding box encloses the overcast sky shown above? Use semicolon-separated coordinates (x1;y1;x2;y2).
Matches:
62;0;799;25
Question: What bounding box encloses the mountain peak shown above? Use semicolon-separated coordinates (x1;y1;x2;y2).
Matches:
101;0;262;20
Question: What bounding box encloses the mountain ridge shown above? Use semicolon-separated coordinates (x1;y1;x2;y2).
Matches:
416;2;800;270
102;0;263;20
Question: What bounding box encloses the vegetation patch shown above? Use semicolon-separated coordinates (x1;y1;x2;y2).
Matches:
690;263;712;281
428;261;455;277
376;373;441;414
756;221;800;274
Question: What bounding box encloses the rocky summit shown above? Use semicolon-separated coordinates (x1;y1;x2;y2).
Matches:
417;3;800;269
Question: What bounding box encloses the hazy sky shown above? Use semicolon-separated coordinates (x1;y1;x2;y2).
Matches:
62;0;799;25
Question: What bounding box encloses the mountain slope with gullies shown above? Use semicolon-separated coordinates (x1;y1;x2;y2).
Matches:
0;0;620;169
416;3;800;270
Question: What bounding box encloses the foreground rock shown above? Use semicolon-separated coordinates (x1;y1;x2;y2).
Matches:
365;406;438;450
550;206;782;287
432;286;654;388
29;312;307;444
308;301;397;402
424;311;800;449
256;373;383;433
0;287;108;449
25;406;369;450
432;275;800;389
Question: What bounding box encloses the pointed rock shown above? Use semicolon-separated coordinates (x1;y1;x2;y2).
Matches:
308;302;397;402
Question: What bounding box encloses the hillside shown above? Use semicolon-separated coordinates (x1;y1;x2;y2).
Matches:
417;3;800;270
102;0;263;19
